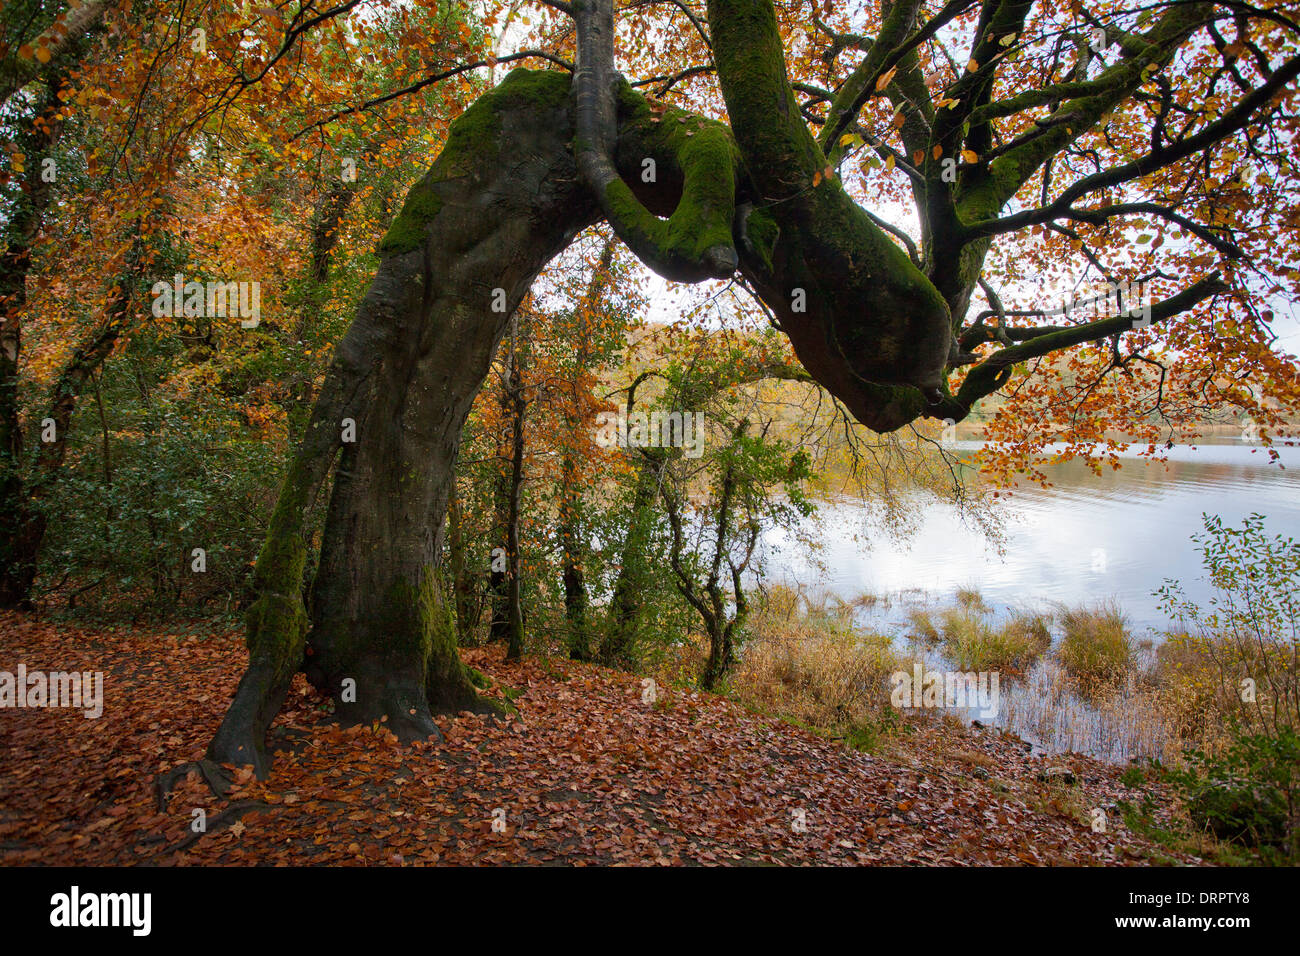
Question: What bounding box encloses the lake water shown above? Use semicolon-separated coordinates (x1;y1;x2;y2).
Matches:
761;439;1300;636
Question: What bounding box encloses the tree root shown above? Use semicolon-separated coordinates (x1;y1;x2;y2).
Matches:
148;799;266;857
154;759;236;810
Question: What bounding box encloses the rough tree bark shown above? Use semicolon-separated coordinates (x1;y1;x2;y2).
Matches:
206;70;601;776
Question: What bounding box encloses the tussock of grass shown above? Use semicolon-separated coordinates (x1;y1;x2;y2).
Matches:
726;587;907;745
938;607;1051;673
907;608;940;645
1056;602;1134;694
954;587;990;613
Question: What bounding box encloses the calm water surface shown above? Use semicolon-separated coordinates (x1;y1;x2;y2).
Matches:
763;440;1300;635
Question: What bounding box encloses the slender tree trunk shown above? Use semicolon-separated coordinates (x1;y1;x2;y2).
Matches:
600;451;663;667
557;240;611;661
559;453;590;660
2;248;135;609
285;160;368;436
0;76;64;609
487;387;512;644
445;482;480;644
503;334;527;661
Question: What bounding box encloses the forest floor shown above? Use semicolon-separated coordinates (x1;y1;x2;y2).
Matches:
0;611;1201;866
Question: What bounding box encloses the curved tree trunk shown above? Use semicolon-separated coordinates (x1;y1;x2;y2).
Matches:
208;69;599;775
304;70;598;737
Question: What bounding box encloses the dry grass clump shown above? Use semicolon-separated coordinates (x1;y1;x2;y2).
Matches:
907;608;940;645
954;587;990;613
1055;602;1135;695
1154;631;1299;752
1004;612;1053;655
725;584;906;743
938;607;1051;673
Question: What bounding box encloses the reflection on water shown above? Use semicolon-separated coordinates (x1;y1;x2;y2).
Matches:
756;440;1299;759
763;441;1300;634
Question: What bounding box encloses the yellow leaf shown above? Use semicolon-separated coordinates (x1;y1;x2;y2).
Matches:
961;149;978;163
875;66;898;92
35;46;52;63
966;59;979;73
932;145;943;160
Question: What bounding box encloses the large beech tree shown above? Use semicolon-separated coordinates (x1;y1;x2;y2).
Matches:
21;0;1283;778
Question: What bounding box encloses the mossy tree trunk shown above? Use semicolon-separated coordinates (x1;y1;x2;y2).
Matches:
302;73;595;739
208;70;600;775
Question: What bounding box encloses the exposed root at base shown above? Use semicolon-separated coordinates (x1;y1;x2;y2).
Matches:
154;758;236;809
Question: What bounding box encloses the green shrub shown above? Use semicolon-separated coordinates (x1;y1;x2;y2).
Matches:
1165;726;1299;857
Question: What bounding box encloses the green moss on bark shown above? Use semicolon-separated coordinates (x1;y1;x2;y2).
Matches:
422;564;505;715
607;80;740;276
706;0;826;187
374;574;437;669
378;69;573;256
377;184;443;257
244;467;314;684
743;206;779;272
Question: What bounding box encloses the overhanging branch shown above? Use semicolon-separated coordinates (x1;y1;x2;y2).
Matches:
949;272;1229;411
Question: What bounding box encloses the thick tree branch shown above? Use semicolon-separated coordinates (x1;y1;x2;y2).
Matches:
574;0;737;281
0;0;110;109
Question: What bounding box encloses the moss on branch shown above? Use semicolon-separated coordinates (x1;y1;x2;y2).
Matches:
606;81;741;280
379;69;573;256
